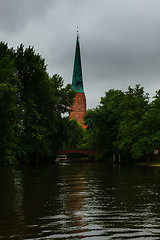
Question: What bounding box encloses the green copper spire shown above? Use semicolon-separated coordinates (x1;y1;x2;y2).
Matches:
72;34;84;93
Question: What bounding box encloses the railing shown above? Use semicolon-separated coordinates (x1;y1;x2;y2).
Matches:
59;149;99;156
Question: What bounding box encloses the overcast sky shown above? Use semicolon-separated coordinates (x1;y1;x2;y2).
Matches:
1;0;160;109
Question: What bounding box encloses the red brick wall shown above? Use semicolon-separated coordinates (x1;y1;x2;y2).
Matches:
70;92;86;127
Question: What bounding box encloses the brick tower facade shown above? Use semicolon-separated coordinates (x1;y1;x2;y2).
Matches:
70;34;86;127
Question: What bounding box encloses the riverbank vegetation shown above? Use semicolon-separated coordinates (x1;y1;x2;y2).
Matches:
82;85;160;163
1;42;160;165
0;42;75;164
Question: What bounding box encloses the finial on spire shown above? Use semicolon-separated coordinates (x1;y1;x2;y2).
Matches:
77;26;80;39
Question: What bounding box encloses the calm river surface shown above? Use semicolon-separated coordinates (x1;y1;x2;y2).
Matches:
0;161;160;239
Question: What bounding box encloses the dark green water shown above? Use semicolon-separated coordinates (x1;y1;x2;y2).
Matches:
0;161;160;239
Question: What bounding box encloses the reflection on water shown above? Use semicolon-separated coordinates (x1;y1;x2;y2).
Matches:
65;173;89;235
13;169;24;223
0;162;160;239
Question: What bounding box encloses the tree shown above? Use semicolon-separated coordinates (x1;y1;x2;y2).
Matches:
14;45;75;163
64;119;84;149
116;85;149;161
83;108;100;150
129;90;160;161
84;90;125;159
0;42;21;163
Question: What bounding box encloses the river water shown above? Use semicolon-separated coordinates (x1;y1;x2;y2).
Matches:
0;161;160;239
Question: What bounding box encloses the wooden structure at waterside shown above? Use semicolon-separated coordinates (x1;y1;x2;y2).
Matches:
58;149;100;161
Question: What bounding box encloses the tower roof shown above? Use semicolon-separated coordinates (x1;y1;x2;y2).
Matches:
72;34;84;93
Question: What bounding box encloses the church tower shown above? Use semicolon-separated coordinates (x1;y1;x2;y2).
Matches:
70;33;86;127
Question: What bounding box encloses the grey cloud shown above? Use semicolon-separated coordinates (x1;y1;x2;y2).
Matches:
1;0;160;108
0;0;54;33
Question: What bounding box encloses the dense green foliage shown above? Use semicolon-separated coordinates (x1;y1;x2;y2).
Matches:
0;42;75;164
64;119;84;149
84;85;160;162
1;41;160;164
